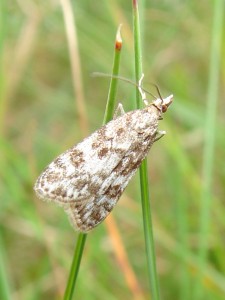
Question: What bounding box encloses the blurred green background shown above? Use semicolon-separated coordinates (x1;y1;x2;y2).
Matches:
0;1;225;299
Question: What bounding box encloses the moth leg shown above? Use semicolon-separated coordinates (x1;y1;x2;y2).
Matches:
154;130;166;142
138;73;148;106
113;103;125;119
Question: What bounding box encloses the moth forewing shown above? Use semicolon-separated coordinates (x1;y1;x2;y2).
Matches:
34;95;173;232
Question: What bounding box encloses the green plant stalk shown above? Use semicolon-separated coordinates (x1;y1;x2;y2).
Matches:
0;3;11;299
133;0;143;109
63;25;122;300
193;0;224;299
0;233;11;300
103;25;122;124
132;1;160;299
63;233;87;300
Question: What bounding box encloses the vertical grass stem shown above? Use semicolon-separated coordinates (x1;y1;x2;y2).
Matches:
132;1;160;299
63;25;122;300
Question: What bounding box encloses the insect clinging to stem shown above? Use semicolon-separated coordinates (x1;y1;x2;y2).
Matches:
34;74;173;232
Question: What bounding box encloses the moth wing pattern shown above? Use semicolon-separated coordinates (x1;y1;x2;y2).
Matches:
34;103;163;232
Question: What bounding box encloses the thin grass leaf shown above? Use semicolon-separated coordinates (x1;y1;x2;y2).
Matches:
60;0;89;137
132;1;160;299
63;233;87;300
63;25;122;300
0;234;11;300
103;25;122;124
0;3;11;298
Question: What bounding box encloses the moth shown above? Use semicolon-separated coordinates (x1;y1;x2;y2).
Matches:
34;88;173;232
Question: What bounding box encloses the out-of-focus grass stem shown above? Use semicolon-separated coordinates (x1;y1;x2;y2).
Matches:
193;0;224;299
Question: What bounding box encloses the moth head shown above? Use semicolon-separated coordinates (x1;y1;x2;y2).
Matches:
153;94;173;113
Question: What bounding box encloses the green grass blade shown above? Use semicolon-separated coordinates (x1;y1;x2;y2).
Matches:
0;234;11;300
63;25;122;300
63;233;87;300
0;3;11;299
193;0;224;299
132;1;160;299
133;0;143;109
103;25;122;124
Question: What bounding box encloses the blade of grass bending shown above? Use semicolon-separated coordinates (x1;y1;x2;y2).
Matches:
132;1;160;300
193;0;224;299
63;25;122;300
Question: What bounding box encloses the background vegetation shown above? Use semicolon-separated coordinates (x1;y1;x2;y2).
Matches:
0;1;224;299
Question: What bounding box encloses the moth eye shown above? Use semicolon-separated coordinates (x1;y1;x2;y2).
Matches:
162;105;167;113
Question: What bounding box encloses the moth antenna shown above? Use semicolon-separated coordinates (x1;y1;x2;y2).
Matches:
149;83;163;101
147;82;168;112
92;72;157;100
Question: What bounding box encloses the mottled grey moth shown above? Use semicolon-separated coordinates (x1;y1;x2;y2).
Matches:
34;88;173;232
